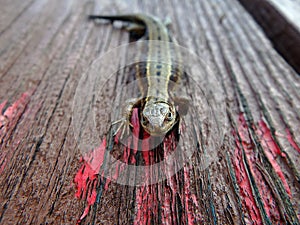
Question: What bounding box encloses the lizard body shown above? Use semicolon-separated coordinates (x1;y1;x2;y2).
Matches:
89;14;185;136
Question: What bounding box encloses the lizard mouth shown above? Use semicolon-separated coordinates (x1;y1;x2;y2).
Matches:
147;123;171;135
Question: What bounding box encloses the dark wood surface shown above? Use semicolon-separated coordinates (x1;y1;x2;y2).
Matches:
0;0;299;224
238;0;300;74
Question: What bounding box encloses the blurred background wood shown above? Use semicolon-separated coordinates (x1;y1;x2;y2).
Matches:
238;0;300;73
0;0;299;224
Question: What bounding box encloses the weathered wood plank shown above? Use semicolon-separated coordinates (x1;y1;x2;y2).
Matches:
268;0;300;31
238;0;300;73
0;0;299;224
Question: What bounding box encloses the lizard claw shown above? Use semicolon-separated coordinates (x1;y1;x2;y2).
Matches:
111;97;140;140
112;118;132;140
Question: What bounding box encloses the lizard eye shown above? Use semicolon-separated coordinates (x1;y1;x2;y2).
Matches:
166;112;173;121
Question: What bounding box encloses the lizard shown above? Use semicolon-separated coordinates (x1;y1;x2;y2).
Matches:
88;14;188;137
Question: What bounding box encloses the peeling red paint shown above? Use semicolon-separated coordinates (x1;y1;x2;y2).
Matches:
74;139;107;223
248;118;279;222
75;107;201;224
232;113;291;224
0;92;32;173
132;108;157;225
75;109;294;224
134;117;202;225
256;119;291;196
232;114;263;224
285;128;300;153
183;166;198;224
74;109;140;223
134;120;178;224
0;93;31;137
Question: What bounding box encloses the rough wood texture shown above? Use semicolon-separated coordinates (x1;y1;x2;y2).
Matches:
0;0;299;224
238;0;300;74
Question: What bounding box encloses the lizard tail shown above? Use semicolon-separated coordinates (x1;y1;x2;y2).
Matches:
88;14;146;25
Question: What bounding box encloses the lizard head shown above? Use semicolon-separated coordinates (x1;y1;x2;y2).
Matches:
141;101;177;136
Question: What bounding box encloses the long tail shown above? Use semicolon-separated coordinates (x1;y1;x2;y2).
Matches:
88;14;146;25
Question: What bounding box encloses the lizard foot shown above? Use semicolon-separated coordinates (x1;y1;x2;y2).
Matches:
112;118;134;140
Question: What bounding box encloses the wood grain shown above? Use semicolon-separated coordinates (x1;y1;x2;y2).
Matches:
0;0;299;224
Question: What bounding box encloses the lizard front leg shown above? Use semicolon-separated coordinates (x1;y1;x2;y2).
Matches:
112;98;140;139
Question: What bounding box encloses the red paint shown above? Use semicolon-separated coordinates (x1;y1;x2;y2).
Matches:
134;121;203;224
131;110;202;225
132;108;156;225
74;139;107;223
75;108;201;224
133;163;157;224
0;92;32;173
232;113;264;224
285;128;300;153
160;185;173;225
75;109;141;222
133;110;178;225
257;119;291;196
0;93;31;137
183;166;199;224
232;113;290;223
160;133;177;225
134;185;157;225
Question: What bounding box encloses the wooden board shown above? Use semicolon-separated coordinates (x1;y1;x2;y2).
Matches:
0;0;299;224
268;0;300;30
238;0;300;73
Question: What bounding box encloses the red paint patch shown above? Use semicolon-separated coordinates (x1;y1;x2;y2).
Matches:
232;114;263;224
129;109;159;225
74;109;141;223
75;108;200;224
183;166;199;224
133;118;202;224
256;119;291;196
0;92;32;173
285;128;300;153
232;113;290;224
74;139;107;223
